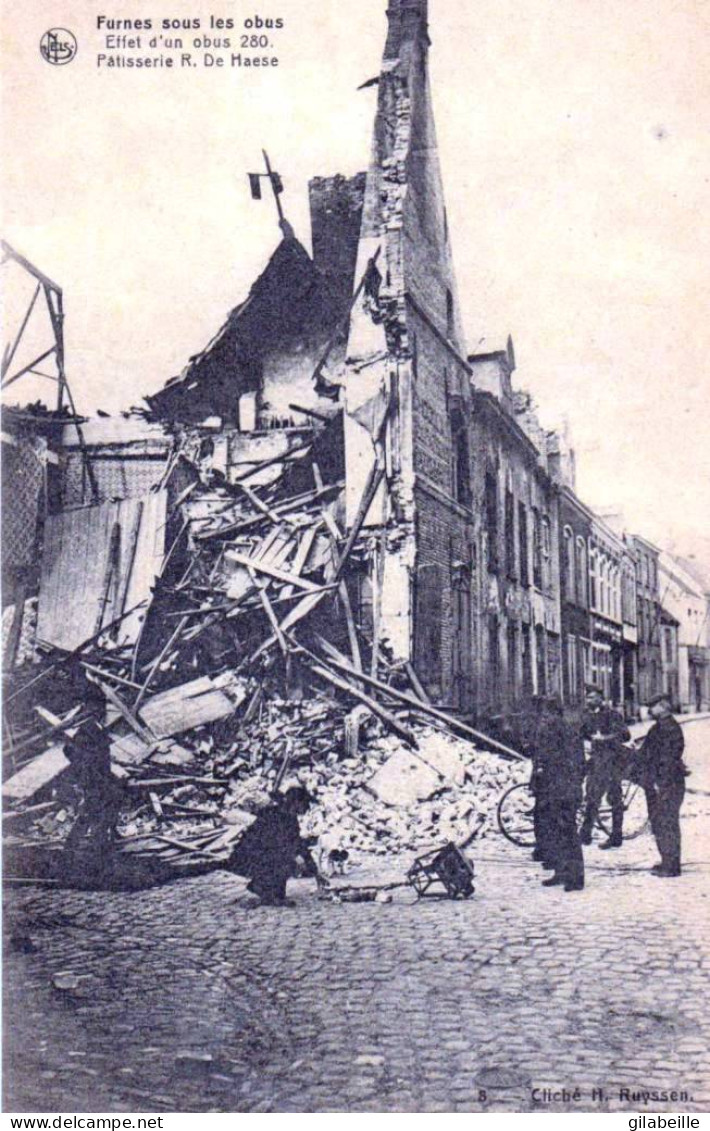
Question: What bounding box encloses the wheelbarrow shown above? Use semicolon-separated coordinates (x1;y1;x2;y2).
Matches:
406;842;475;900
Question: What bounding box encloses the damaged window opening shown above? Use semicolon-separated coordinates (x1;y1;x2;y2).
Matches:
532;506;543;591
518;501;529;588
485;470;499;574
505;489;516;578
450;401;471;509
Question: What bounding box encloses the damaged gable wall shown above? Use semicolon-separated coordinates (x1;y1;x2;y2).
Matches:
343;0;476;707
146;176;366;431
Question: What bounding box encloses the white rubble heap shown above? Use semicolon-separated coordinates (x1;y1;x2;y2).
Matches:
297;724;528;867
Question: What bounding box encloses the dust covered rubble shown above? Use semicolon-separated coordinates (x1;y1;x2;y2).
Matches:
295;722;528;866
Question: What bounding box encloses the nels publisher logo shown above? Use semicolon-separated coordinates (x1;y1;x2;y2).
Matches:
40;28;78;65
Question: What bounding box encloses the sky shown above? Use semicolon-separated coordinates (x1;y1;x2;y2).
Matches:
2;0;709;559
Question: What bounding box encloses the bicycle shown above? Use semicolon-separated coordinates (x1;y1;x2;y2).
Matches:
496;777;649;849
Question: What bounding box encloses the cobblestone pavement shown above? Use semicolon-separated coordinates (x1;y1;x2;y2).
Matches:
4;719;709;1114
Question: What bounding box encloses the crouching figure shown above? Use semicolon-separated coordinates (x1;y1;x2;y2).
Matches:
226;786;323;905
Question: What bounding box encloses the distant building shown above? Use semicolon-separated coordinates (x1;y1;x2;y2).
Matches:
586;515;626;708
630;535;664;709
658;551;709;713
558;488;592;707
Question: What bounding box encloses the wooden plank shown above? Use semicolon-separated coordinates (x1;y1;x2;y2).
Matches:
231;438;314;483
406;662;432;705
95;680;156;745
225;550;320;592
334;465;385;582
133;615;191;711
34;707;68;728
243;588;330;666
115;501;144;619
308;661;417;747
310;648;525;761
138;673;246;738
281;524;319;600
194;482;344;541
79;661;147;693
126;776;229;789
239;482;296;527
338;581;363;679
248;567;289;656
2;744;70;801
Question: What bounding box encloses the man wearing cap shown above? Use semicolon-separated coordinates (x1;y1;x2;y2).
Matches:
640;693;688;877
579;685;631;849
227;786;322;905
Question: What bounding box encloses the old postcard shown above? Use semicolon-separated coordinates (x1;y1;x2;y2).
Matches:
2;0;709;1117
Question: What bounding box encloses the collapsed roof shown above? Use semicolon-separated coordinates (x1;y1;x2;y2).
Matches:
145;174;368;427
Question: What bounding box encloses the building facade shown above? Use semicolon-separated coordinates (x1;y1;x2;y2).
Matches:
631;535;664;709
558;488;591;707
659;551;710;713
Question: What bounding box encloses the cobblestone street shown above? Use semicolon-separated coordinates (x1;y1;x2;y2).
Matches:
4;719;709;1114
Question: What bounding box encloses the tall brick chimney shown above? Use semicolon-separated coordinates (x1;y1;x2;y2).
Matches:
308;173;367;314
384;0;429;59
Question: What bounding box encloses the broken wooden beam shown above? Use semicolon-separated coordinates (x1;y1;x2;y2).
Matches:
307;658;417;748
126;776;229;789
92;679;157;746
311;648;525;761
225;549;320;593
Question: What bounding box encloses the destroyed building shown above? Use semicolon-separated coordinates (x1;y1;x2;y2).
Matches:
138;0;576;725
6;0;706;890
11;0;707;883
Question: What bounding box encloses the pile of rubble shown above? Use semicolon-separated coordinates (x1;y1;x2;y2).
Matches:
299;725;527;863
2;423;525;883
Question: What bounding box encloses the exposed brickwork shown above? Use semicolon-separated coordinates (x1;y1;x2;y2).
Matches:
309;173;366;313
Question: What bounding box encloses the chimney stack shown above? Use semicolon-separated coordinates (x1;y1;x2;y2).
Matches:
385;0;429;59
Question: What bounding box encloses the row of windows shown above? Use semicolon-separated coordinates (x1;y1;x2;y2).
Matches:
486;473;552;592
562;528;626;622
636;548;658;592
589;546;622;621
565;634;617;703
488;616;551;699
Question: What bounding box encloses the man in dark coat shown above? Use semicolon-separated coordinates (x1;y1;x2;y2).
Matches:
522;698;553;867
579;685;631;849
227;786;321;904
63;702;121;852
640;693;688;877
531;697;586;891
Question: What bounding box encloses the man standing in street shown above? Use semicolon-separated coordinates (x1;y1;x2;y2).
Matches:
579;684;631;849
640;693;688;877
532;697;586;892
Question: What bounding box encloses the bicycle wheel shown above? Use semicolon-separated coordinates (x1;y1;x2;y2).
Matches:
577;804;609;842
497;782;536;848
620;781;649;840
595;782;649;841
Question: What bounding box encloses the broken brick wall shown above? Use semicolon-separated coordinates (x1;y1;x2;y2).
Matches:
259;177;367;425
341;0;475;705
309;173;367;314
